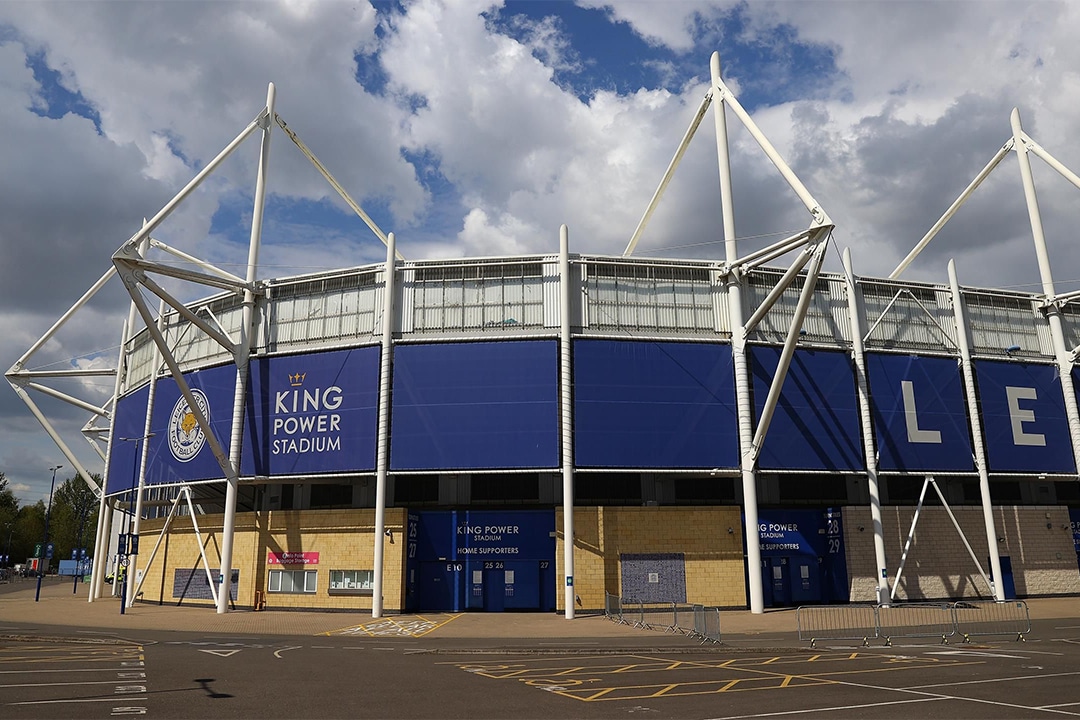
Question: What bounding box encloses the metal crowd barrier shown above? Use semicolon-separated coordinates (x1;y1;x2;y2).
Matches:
877;602;956;645
604;592;628;624
604;595;722;642
629;601;678;631
952;600;1030;642
691;604;723;644
798;600;1031;647
797;604;879;648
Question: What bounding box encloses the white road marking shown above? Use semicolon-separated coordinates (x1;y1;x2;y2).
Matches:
274;646;302;658
197;649;241;657
12;697;138;706
911;670;1080;690
0;680;123;688
704;697;944;719
927;650;1029;659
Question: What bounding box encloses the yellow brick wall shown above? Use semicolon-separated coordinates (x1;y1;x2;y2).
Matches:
843;504;1080;601
135;507;408;612
554;506;746;611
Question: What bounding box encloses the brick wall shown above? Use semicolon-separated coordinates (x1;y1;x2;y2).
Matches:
135;507;408;612
844;504;1080;601
555;506;746;611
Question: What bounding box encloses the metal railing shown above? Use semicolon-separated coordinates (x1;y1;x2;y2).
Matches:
796;603;878;647
877;602;956;645
797;600;1031;647
604;594;722;643
952;600;1031;642
691;604;723;644
604;592;628;624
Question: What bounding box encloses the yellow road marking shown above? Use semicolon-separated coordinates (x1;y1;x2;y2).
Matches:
454;652;986;703
323;612;463;637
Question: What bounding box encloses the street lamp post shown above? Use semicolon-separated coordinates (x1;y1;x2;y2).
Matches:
34;464;63;602
3;523;12;569
117;435;151;615
73;499;89;594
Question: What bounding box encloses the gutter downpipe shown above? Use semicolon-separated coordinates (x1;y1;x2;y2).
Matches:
559;225;575;619
373;232;396;618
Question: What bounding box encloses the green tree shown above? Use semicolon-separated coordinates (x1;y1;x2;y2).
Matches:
50;474;100;563
0;472;18;565
15;501;45;567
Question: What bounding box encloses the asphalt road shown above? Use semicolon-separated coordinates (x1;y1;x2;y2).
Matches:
4;615;1080;719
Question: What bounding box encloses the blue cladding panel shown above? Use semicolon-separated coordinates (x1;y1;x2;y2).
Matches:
242;346;380;476
106;384;150;496
750;347;862;471
866;353;974;472
107;364;238;493
144;364;238;485
390;341;558;470
573;340;738;469
976;360;1074;473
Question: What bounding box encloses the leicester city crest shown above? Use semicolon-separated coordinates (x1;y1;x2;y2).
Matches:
168;389;210;462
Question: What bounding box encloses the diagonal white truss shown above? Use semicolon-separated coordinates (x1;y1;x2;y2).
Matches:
890;476;994;602
886;108;1080;602
129;486;220;609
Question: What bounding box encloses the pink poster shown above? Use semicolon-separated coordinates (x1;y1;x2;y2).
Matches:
267;551;320;565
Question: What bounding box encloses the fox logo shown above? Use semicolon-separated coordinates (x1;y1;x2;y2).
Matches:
168;390;210;462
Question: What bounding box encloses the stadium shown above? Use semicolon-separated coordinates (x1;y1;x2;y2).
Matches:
8;54;1080;617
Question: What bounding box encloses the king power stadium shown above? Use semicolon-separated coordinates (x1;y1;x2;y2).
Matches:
8;53;1080;619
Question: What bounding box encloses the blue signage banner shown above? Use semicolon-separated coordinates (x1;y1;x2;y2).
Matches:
390;341;558;470
753;508;849;604
749;347;862;471
573;340;739;468
866;353;974;472
106;384;150;495
975;360;1075;473
412;510;556;561
242;346;380;476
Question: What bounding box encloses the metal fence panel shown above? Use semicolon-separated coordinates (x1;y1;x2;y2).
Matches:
604;592;627;624
633;602;678;631
671;603;697;635
691;605;723;644
952;600;1031;641
878;602;956;644
797;605;879;647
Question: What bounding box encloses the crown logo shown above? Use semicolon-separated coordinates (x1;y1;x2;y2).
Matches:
288;372;306;387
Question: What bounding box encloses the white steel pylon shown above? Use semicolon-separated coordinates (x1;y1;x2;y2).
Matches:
7;82;400;613
623;51;836;614
892;109;1080;601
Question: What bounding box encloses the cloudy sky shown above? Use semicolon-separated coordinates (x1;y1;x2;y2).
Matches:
2;0;1079;505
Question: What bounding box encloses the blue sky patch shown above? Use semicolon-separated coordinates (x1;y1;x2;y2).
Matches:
24;48;102;133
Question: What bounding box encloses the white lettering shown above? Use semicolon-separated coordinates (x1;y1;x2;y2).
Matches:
274;386;345;414
323;386;343;410
272;436;342;455
1006;386;1046;447
902;380;942;444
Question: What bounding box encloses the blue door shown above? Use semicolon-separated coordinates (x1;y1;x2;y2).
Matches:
789;557;822;604
769;557;791;606
999;555;1017;600
482;563;505;612
418;561;459;612
503;561;541;610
